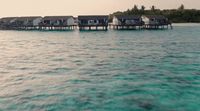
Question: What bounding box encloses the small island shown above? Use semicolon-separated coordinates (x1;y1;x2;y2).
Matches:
109;4;200;23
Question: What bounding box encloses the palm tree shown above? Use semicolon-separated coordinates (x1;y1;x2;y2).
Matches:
133;5;138;11
178;4;185;10
141;5;145;11
151;5;156;11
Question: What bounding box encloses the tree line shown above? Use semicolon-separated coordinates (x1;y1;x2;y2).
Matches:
109;4;200;23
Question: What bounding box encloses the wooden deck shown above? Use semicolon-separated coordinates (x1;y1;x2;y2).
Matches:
143;23;173;30
38;25;77;31
79;25;108;31
110;24;143;30
110;23;172;30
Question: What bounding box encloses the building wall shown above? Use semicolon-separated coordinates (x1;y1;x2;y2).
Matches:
112;17;121;25
88;19;99;25
10;19;17;24
33;18;42;26
113;17;142;25
142;16;158;25
67;17;75;25
125;20;137;25
78;17;108;26
23;20;29;25
142;16;150;25
149;20;157;25
53;20;60;26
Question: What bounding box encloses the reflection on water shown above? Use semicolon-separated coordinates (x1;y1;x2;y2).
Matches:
0;25;200;111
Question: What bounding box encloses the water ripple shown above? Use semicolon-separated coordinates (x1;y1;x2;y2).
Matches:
0;26;200;111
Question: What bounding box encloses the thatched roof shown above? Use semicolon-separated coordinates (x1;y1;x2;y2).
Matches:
78;15;108;20
114;15;141;20
144;15;167;19
16;16;42;21
0;17;18;23
42;16;73;21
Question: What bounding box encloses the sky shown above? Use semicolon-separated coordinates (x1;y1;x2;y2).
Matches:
0;0;199;17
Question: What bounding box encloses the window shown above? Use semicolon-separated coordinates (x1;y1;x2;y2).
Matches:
88;20;96;24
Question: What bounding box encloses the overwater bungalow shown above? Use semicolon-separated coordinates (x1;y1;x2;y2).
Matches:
73;17;78;26
112;15;144;30
78;15;109;31
12;16;42;30
39;16;76;30
142;15;172;29
0;17;18;30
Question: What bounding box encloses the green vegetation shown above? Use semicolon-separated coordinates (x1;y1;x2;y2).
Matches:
109;4;200;23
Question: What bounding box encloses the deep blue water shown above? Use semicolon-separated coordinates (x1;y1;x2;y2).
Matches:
0;24;200;111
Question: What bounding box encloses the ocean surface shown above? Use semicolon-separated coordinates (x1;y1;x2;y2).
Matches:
0;24;200;111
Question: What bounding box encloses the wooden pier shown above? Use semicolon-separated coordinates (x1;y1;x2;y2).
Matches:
0;15;173;31
39;25;76;31
111;25;143;30
143;24;172;30
79;25;108;31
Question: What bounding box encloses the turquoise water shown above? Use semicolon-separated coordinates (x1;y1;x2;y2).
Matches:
0;24;200;111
